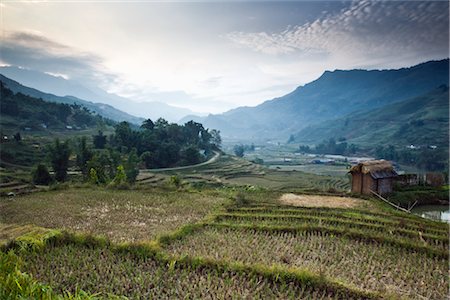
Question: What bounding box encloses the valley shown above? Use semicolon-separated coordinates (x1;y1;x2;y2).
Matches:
1;57;448;300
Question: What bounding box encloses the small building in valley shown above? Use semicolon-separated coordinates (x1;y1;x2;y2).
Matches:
349;160;397;195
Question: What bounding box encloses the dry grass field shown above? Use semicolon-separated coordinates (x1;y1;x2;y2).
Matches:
1;156;448;299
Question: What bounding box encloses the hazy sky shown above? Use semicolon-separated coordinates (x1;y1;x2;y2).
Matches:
1;0;449;113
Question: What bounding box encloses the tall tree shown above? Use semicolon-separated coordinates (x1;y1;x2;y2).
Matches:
93;130;107;149
48;138;71;182
234;144;245;157
76;136;93;175
124;149;140;183
141;118;155;131
210;129;222;150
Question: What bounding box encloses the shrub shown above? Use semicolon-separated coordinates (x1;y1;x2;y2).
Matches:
89;168;99;185
32;164;52;185
169;175;182;188
109;165;129;189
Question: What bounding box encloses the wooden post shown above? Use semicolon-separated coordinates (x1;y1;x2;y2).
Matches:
370;190;411;213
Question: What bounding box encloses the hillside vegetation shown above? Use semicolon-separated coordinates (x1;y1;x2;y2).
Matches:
295;85;449;147
0;74;143;124
0;83;112;133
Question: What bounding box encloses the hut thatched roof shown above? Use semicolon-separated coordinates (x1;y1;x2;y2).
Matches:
349;160;397;179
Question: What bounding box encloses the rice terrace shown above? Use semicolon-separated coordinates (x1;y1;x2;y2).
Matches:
1;152;449;299
1;1;450;299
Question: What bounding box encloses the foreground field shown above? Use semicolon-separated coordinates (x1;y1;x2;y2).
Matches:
1;186;448;299
165;226;447;299
0;188;228;242
19;241;346;299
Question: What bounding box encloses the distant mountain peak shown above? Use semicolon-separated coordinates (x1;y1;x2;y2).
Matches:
190;59;449;140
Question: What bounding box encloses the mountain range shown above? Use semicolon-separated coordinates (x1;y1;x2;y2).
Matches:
181;59;449;145
295;85;449;148
0;66;195;123
0;74;144;125
1;59;448;150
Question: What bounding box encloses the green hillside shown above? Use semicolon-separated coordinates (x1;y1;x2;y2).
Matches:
0;83;112;134
295;85;449;148
184;59;449;140
0;74;143;125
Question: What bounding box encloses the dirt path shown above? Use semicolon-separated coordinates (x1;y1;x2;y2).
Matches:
279;193;372;209
140;151;220;173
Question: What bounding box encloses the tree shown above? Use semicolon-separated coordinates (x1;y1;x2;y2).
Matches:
287;134;295;143
110;165;127;187
234;144;245;157
76;136;93;175
87;151;111;184
48;139;71;182
13;132;21;142
154;118;169;130
89;168;99;185
114;122;133;147
181;145;201;165
210;129;222;150
93;130;107;149
140;151;154;169
32;164;52;185
57;104;72;121
141;118;155;131
124;149;139;183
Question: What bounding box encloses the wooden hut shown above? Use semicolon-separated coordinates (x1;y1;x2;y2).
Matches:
349;160;397;195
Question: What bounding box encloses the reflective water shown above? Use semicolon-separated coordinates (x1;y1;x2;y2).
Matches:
411;205;450;222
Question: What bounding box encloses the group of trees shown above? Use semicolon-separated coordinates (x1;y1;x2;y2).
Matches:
375;145;448;171
298;138;358;156
106;119;221;168
32;137;140;187
233;144;255;157
0;83;111;131
32;118;221;185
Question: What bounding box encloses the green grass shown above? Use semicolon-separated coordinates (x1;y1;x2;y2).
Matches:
0;223;59;248
389;186;449;208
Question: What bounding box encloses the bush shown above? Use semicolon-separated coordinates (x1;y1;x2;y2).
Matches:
32;164;52;185
168;175;182;188
108;165;129;189
89;168;99;185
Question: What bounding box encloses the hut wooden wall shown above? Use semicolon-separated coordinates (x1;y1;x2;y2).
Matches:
351;173;363;193
377;178;393;195
362;174;376;195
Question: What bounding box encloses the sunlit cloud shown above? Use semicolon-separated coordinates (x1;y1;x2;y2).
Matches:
227;1;449;68
0;31;115;88
1;1;448;114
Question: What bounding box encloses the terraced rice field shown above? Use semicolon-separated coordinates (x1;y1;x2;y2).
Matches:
0;188;228;242
159;202;449;300
137;154;350;192
2;188;448;299
165;226;447;299
18;241;349;299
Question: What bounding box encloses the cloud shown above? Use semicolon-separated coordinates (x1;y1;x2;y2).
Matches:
226;1;449;66
0;31;116;88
